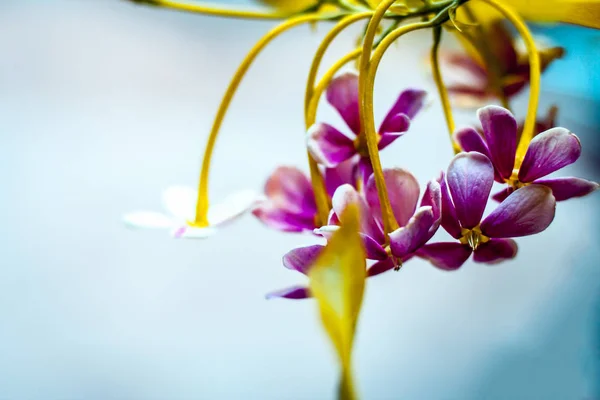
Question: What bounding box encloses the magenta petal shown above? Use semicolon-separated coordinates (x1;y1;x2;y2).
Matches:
491;187;513;203
361;234;389;260
366;168;420;228
378;114;410;148
518;128;582;182
307;123;356;167
453;127;504;181
324;157;358;197
358;157;374;189
454;127;491;157
253;206;316;232
473;239;518;264
367;258;395;277
439;171;462;239
420;179;442;231
378;124;409;151
381;89;427;125
447;152;494;229
389;206;435;258
480;184;556;238
478;106;517;180
332;184;385;244
282;245;324;275
534;177;599;201
264;166;315;215
266;285;311;300
315;226;387;261
326;72;361;135
417;242;472;270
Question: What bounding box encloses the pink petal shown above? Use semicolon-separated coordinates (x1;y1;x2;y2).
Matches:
491;187;513;203
324;157;358;197
381;89;427;124
477;106;517;180
307;123;356;168
366;168;420;228
266;285;311;300
454;127;491;156
264;166;315;215
253;206;316;232
314;225;385;260
473;239;518;264
282;245;324;275
453;127;504;182
417;242;472;270
367;258;395;277
332;184;385;244
534;177;599;201
378;114;410;150
389;206;435;258
439;172;462;239
420;179;442;233
447;152;494;229
325;72;361;135
480;184;556;238
518;128;582;182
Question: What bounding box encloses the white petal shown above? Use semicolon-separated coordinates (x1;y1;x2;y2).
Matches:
313;225;340;240
207;190;263;226
123;211;174;229
162;186;196;220
171;225;217;239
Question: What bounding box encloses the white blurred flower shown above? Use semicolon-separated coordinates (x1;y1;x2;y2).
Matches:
123;186;263;239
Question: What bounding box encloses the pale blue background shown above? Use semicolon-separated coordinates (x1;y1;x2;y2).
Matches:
0;1;598;399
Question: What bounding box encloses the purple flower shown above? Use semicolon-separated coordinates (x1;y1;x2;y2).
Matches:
364;169;442;276
455;105;599;202
440;20;564;108
253;161;355;233
307;71;426;183
418;152;557;270
268;170;442;299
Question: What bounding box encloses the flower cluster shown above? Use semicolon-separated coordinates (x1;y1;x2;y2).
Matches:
124;0;600;397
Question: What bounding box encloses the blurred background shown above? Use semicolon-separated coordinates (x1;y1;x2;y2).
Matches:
0;1;598;399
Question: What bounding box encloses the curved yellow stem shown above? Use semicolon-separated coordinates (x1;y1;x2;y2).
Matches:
476;0;540;168
358;0;400;236
133;0;296;20
304;12;373;117
431;25;460;154
304;13;372;225
193;13;325;226
307;49;363;129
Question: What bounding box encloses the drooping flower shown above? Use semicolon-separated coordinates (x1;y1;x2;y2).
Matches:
268;170;442;299
252;160;355;233
266;184;386;300
441;20;564;108
455;105;599;202
124;186;262;238
363;169;442;276
418;152;556;270
307;71;426;183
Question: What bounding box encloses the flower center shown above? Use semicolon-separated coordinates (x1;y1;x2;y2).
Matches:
506;168;529;190
354;133;380;158
459;226;489;251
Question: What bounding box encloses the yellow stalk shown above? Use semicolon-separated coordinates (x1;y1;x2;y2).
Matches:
136;0;295;20
304;12;372;225
307;49;364;128
431;25;460;154
358;0;400;236
192;13;326;226
476;0;540;168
